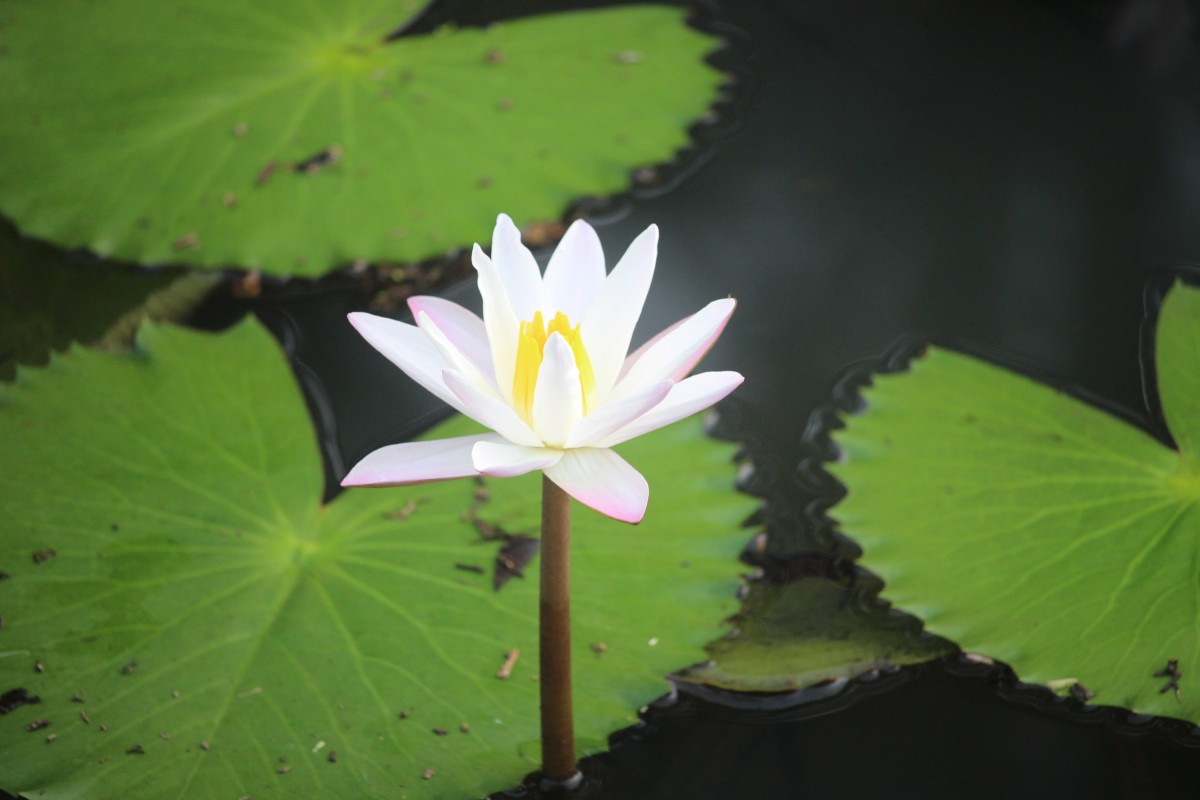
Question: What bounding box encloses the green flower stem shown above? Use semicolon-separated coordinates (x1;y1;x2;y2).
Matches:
539;475;578;783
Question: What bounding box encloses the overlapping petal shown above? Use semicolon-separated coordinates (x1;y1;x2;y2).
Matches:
344;214;740;524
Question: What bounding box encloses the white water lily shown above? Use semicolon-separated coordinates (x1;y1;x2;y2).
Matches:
342;214;741;523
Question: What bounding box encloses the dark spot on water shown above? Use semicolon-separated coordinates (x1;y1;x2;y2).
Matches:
126;743;144;755
32;548;56;564
25;718;51;732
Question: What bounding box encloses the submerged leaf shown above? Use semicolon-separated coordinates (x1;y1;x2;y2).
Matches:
0;320;747;799
0;1;725;274
830;280;1200;726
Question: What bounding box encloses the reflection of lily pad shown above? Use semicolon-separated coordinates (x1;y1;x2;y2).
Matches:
0;2;724;275
0;320;748;799
830;281;1200;727
675;577;951;692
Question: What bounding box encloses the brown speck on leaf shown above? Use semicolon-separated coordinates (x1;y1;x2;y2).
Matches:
277;765;291;775
327;749;338;763
278;756;288;763
100;724;109;732
70;693;84;703
172;689;180;699
293;143;343;175
1069;683;1095;702
459;722;470;734
121;660;138;675
520;220;566;248
497;648;519;680
256;160;277;187
199;740;210;751
126;743;145;755
422;768;436;780
385;498;426;521
172;231;199;251
476;175;493;189
231;270;262;299
613;50;644;64
454;562;484;575
0;570;10;580
222;192;237;208
32;548;56;564
389;228;408;240
80;710;91;724
25;718;51;732
398;710;410;720
590;642;607;656
484;47;504;65
497;97;513;112
45;733;57;743
233;122;248;137
633;166;657;185
34;661;45;673
432;727;448;736
159;731;171;740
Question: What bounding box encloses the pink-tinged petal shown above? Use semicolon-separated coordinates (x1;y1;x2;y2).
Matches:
473;243;519;405
545;447;649;524
599;371;744;447
341;434;502;487
472;440;563;477
543;219;605;321
581;224;658;401
442;368;542;448
491;213;549;320
609;297;736;401
415;310;498;397
566;380;672;448
347;312;467;415
407;295;493;382
618;313;690;382
531;334;584;447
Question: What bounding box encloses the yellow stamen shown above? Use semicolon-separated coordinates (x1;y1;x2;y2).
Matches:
512;311;595;423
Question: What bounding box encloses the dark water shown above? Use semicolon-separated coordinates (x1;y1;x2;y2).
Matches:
8;0;1200;797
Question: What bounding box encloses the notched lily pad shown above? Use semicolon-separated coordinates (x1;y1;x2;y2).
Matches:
829;280;1200;728
0;319;748;799
0;1;726;274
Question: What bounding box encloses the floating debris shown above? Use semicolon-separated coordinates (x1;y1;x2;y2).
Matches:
497;648;520;680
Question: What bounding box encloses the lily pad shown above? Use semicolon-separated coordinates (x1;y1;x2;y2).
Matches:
674;576;952;693
0;320;748;799
830;280;1200;725
0;1;725;275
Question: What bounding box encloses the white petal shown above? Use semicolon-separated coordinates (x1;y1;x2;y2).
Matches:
581;224;658;402
347;312;467;414
442;369;542;448
473;243;520;405
341;434;501;486
472;440;563;477
407;295;493;382
545;448;649;524
610;297;736;401
531;334;584;447
599;371;744;447
565;380;672;448
618;313;689;383
416;310;498;396
491;213;549;320
543;219;605;321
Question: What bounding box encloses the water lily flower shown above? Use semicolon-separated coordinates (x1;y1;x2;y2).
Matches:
342;214;742;523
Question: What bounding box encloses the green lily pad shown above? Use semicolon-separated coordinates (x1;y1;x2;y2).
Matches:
674;576;952;693
830;280;1200;725
0;1;724;275
0;320;749;799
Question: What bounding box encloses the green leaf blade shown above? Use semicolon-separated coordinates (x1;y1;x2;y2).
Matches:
0;320;749;798
830;283;1200;725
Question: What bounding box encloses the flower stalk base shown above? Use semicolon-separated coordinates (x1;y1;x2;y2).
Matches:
539;475;578;783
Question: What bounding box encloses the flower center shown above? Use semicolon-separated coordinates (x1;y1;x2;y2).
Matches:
513;310;596;422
